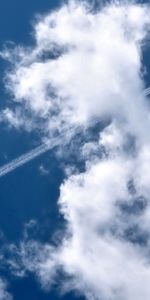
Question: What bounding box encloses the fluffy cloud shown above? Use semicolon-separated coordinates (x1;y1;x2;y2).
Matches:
2;1;150;300
1;1;150;137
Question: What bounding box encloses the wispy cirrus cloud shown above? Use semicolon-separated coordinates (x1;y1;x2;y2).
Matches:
0;279;12;300
1;1;150;300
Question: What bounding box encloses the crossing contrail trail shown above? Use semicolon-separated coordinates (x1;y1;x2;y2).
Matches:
0;87;150;178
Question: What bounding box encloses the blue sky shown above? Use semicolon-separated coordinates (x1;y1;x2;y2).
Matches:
1;1;150;300
0;0;61;44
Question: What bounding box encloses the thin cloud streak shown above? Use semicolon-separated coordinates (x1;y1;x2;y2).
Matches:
0;143;50;178
144;87;150;95
0;127;76;178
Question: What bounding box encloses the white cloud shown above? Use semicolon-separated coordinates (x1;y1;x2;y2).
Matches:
0;108;27;130
2;1;150;300
1;1;150;137
0;279;12;300
39;164;49;175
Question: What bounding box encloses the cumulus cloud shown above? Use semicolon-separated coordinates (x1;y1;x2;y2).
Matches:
1;0;150;137
2;1;150;300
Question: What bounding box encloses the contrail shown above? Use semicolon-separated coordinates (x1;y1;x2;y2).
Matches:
144;87;150;95
0;130;73;178
0;143;50;178
0;86;150;178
